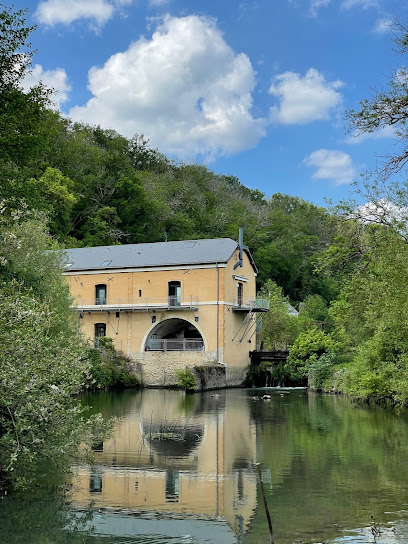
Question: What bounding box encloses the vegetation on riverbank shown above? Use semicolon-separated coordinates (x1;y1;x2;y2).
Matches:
87;338;140;390
2;3;408;490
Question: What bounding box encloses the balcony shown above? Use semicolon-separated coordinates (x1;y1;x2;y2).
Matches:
73;296;199;313
145;338;204;351
231;297;270;312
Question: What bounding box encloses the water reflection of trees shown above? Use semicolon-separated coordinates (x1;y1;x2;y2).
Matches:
5;391;408;543
246;391;408;544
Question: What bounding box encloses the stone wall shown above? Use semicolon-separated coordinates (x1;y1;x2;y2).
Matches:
191;365;226;390
130;351;247;389
134;351;208;387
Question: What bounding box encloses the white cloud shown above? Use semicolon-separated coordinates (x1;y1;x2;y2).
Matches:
268;68;343;125
22;64;71;109
341;0;378;10
69;15;265;159
148;0;170;5
373;17;392;34
303;149;356;185
309;0;330;17
35;0;114;27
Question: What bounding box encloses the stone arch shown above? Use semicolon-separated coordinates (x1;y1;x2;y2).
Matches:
142;318;206;352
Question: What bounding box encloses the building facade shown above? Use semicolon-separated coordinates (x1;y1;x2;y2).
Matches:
64;237;268;387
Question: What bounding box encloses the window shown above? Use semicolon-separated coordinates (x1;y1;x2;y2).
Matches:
94;323;106;348
92;441;104;452
89;471;103;494
95;284;107;305
165;469;179;502
237;282;243;306
100;260;112;267
95;323;106;338
168;281;181;307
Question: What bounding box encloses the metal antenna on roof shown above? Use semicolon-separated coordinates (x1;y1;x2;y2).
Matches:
233;227;244;270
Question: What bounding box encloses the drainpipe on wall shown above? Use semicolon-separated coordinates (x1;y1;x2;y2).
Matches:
216;263;219;363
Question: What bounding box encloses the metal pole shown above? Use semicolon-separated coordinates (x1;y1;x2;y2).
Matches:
216;264;219;363
255;463;274;544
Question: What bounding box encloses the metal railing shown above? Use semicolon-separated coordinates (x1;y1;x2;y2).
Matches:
74;296;199;310
145;338;204;351
232;297;270;310
73;296;270;311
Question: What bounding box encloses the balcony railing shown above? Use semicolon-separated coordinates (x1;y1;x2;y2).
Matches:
232;297;270;312
73;296;270;312
73;296;199;312
145;338;204;351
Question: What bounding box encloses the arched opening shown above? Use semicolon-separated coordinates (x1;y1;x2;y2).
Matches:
145;318;204;351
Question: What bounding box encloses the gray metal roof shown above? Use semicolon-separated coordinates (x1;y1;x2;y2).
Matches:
63;238;257;272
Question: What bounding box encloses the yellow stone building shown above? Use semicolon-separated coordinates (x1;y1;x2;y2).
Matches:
64;235;268;387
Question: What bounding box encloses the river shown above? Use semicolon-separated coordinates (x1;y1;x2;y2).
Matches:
2;388;408;543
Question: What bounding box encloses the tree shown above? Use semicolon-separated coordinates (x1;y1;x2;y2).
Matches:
286;327;340;384
0;207;106;490
258;280;299;350
0;5;51;167
344;20;408;236
346;19;408;182
329;227;408;403
26;167;77;239
0;5;35;91
253;194;336;301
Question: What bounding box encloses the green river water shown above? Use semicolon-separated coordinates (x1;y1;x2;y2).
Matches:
2;388;408;543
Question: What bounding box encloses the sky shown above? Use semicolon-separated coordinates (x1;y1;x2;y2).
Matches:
12;0;408;206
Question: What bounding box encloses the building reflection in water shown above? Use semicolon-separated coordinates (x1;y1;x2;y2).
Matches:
70;390;257;540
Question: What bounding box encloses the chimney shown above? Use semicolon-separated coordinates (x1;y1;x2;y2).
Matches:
234;227;244;270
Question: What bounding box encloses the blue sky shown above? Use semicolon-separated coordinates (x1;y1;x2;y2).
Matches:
13;0;408;206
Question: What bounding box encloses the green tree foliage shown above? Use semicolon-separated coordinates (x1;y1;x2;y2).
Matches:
175;368;196;391
329;228;408;403
87;337;140;389
26;167;77;239
298;293;332;332
286;327;340;383
0;208;107;490
253;194;337;301
313;20;408;404
258;279;299;350
0;6;51;168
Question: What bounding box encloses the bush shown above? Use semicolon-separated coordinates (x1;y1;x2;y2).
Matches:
0;213;108;491
286;327;339;383
87;337;139;389
175;368;196;391
308;353;335;391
